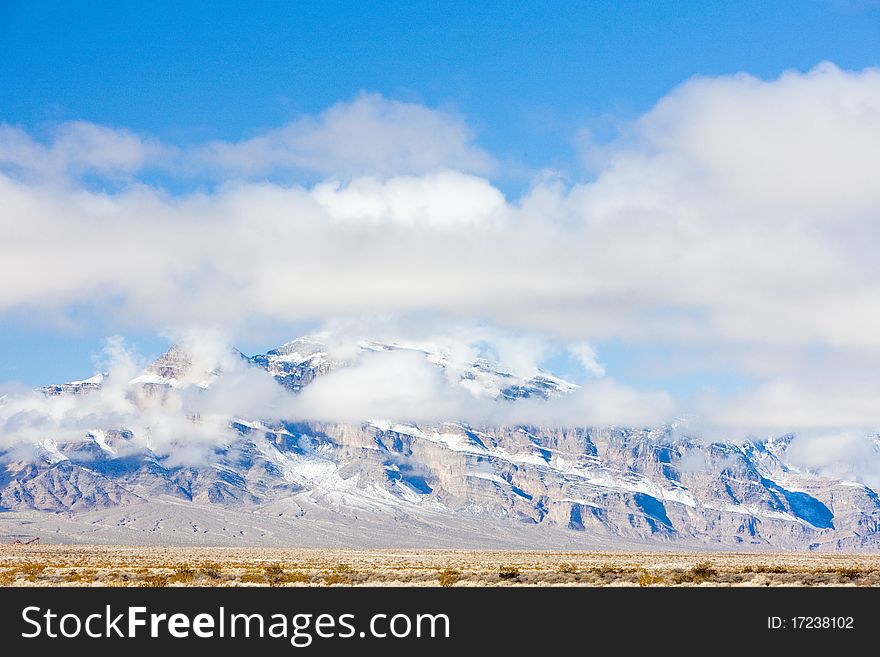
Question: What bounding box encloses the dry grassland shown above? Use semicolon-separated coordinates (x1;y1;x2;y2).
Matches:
1;545;879;587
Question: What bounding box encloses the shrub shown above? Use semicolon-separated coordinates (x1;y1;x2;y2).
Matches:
168;565;196;583
753;565;788;574
691;561;717;580
438;569;460;587
264;564;290;586
142;574;170;587
638;572;664;587
836;567;862;581
557;563;578;574
19;563;47;582
673;561;717;584
498;566;520;581
107;571;131;582
200;566;222;581
590;565;626;576
66;569;97;583
324;564;355;585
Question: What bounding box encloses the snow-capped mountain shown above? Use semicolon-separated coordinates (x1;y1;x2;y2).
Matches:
251;335;577;399
40;373;104;396
3;336;880;550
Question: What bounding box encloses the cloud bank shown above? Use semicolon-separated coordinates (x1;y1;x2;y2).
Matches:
2;63;880;480
0;93;492;182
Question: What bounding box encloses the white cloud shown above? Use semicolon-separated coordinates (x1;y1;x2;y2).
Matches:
2;64;880;457
637;62;880;214
0;94;493;183
287;343;673;428
691;377;880;438
497;378;675;428
568;343;605;378
0;335;674;464
0;121;167;180
291;349;474;424
785;431;880;489
312;171;506;227
191;93;495;178
0;339;235;463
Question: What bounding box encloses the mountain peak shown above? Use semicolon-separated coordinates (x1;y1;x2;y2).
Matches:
257;334;577;401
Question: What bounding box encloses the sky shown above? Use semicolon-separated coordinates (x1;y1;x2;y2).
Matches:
1;2;880;472
2;2;878;176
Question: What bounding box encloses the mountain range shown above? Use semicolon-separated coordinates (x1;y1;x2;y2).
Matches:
1;335;879;551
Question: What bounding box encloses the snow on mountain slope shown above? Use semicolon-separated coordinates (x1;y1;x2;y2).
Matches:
40;373;104;396
3;336;879;551
251;334;577;399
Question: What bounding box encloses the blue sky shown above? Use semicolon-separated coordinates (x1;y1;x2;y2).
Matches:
3;0;878;171
1;0;879;410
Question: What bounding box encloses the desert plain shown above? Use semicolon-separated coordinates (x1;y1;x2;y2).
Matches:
2;545;880;587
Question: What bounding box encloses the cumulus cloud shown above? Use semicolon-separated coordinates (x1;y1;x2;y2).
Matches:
636;61;880;214
1;63;880;467
4;64;878;350
311;171;506;228
191;93;495;178
0;93;493;183
0;121;168;181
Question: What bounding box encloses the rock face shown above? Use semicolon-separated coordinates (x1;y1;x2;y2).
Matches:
39;373;104;396
3;336;880;551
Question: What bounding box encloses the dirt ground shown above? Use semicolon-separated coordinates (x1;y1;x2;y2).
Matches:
2;545;879;587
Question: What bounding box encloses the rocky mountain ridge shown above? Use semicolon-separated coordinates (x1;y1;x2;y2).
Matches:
3;336;879;551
